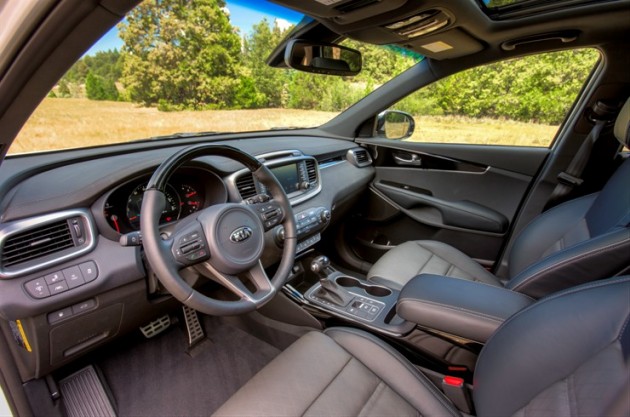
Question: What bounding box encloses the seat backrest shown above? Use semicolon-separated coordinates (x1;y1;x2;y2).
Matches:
505;97;630;298
474;276;630;417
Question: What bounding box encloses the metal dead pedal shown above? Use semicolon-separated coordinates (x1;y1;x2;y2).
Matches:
59;365;116;417
182;305;205;348
139;315;171;338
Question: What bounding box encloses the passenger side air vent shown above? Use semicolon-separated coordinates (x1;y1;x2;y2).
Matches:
305;159;318;186
0;210;96;278
235;174;257;199
346;148;373;167
2;220;73;268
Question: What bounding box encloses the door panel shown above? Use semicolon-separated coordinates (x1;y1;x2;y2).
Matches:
348;140;549;268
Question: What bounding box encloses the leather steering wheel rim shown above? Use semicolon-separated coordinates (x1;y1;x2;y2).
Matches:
140;144;297;315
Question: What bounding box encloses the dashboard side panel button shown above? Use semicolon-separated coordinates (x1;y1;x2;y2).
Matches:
71;299;96;315
62;266;85;289
78;261;98;283
44;272;64;285
25;278;51;298
48;281;69;295
48;307;73;324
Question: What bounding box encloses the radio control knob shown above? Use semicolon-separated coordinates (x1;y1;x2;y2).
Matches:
300;181;310;190
320;209;331;223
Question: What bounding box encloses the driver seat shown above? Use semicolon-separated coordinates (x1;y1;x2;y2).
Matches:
214;276;630;416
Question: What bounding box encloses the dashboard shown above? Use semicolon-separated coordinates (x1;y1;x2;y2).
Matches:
0;137;375;381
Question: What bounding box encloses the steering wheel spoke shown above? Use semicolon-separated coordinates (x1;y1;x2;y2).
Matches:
196;261;274;304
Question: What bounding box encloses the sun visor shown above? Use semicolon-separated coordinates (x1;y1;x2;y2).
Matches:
405;28;484;60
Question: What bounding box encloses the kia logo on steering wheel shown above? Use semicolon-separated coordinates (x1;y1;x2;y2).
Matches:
230;226;253;243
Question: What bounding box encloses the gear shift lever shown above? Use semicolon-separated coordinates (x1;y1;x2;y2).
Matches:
311;256;354;307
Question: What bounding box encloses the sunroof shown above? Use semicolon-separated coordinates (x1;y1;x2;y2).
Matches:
479;0;609;19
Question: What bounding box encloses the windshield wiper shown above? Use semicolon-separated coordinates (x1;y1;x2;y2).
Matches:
147;131;221;140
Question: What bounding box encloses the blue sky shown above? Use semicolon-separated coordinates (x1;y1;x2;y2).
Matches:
85;0;303;55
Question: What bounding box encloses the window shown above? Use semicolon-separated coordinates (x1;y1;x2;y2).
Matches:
392;49;600;147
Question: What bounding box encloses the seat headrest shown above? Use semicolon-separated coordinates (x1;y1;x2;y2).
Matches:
614;97;630;147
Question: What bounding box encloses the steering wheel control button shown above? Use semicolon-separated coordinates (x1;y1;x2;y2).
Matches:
173;227;208;265
44;272;64;285
48;307;73;324
79;262;98;283
62;266;85;289
25;278;51;298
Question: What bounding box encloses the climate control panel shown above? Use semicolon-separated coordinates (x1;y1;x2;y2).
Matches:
275;206;330;252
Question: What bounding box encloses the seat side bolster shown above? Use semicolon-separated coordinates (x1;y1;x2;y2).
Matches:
325;327;462;417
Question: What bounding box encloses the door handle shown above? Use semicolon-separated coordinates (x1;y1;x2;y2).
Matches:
394;153;422;166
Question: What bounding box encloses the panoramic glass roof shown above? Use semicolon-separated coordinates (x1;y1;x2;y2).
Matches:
480;0;606;18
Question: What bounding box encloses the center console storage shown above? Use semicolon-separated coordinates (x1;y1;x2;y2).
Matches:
397;274;534;343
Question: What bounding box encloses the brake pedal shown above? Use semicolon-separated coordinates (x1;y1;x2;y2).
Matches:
182;306;206;348
139;315;171;338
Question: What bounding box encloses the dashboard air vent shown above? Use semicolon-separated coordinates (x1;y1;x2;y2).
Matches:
347;148;373;168
1;220;74;268
305;159;318;185
235;174;257;199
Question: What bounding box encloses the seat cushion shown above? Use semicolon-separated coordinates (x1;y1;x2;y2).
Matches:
367;240;502;290
213;328;460;417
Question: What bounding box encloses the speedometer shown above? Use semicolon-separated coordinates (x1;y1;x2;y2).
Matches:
126;183;181;229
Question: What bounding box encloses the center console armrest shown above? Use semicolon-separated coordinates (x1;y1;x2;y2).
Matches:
397;274;534;343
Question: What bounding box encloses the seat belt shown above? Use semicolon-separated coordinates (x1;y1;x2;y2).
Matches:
546;100;620;208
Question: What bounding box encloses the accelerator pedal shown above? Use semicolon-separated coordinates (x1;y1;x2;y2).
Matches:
139;314;171;338
182;305;206;348
59;365;116;417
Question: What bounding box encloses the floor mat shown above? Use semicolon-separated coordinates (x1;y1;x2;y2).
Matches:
98;316;281;416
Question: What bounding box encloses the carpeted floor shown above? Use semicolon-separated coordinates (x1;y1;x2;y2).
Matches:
97;316;282;416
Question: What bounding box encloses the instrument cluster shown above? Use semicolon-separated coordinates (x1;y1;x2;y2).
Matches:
103;167;227;234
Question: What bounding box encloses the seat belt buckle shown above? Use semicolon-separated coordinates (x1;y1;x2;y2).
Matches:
442;376;473;414
557;171;584;187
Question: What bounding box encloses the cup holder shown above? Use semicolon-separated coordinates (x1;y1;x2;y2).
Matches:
335;276;392;297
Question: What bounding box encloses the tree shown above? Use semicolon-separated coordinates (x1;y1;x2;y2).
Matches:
241;19;290;108
118;0;241;109
86;71;119;101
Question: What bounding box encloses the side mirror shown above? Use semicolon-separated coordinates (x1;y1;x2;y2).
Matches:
284;40;361;76
375;110;415;140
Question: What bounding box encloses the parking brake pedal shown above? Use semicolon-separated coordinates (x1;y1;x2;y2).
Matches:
59;365;116;417
182;305;206;348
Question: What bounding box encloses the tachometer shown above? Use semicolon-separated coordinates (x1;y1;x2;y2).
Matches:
179;184;204;216
126;183;181;229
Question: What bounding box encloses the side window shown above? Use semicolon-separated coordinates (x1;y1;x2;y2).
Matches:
392;49;599;147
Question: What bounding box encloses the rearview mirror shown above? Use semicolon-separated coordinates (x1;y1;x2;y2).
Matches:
375;110;415;140
284;40;362;76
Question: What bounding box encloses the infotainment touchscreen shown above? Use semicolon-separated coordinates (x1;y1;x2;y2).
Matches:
271;164;299;194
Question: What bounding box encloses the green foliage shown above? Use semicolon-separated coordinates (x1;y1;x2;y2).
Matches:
242;19;289;108
118;0;241;109
397;49;599;124
59;50;122;99
85;71;119;101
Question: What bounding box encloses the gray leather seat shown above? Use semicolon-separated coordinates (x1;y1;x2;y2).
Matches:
214;277;630;416
368;98;630;297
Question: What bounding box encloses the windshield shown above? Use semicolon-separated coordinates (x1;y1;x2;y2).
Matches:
9;0;419;155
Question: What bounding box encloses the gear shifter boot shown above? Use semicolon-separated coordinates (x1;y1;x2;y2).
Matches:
316;278;354;307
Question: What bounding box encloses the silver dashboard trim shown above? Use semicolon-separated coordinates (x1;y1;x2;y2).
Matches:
0;209;97;279
226;151;322;206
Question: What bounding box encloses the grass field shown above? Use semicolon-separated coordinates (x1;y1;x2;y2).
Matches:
9;98;558;154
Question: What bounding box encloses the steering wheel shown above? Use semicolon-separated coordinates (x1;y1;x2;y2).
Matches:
140;144;297;315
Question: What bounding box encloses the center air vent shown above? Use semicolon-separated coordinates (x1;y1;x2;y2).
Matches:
235;174;257;199
305;159;318;185
0;210;95;278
